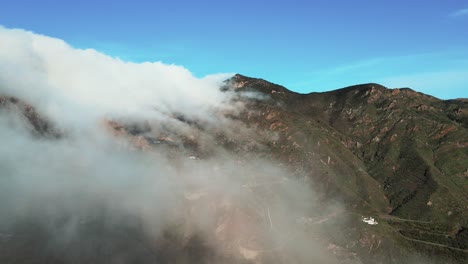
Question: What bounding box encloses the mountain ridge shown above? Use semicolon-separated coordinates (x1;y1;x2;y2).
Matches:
232;73;467;218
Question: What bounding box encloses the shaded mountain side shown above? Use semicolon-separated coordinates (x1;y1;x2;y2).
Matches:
298;82;467;224
228;74;467;225
226;74;468;262
225;77;390;212
233;75;468;225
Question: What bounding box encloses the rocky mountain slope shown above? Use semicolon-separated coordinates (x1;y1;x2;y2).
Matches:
0;75;466;263
230;74;468;261
235;74;467;218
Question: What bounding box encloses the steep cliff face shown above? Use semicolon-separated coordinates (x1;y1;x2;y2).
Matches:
0;75;466;263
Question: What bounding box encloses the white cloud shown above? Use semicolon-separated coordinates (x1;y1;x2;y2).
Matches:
0;26;234;128
449;8;468;17
0;26;339;262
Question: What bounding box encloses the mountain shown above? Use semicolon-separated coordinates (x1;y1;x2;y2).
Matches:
233;74;468;218
0;75;466;263
224;74;468;262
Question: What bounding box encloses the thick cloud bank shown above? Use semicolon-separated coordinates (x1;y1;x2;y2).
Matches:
0;26;233;128
0;27;340;263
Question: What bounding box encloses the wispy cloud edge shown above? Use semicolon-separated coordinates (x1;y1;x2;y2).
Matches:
449;8;468;18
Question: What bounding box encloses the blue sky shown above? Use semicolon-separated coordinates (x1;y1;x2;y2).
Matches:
1;0;467;99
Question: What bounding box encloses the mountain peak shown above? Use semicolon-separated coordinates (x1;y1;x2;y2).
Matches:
228;74;295;95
